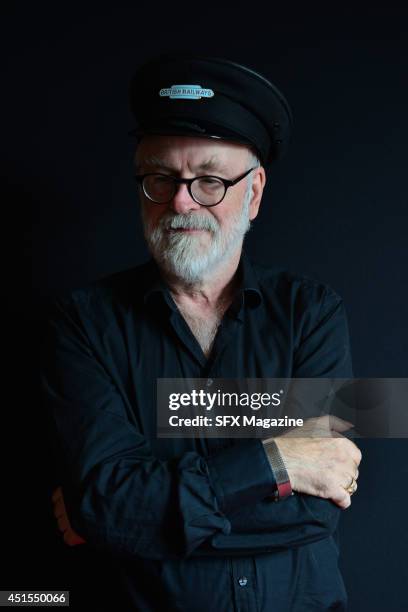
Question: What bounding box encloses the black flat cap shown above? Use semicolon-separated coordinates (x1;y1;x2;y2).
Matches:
129;53;293;166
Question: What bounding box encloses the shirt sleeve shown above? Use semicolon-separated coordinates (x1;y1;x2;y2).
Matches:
40;296;275;561
293;283;353;378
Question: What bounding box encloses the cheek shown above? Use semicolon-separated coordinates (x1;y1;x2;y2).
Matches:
205;210;226;233
215;200;243;228
224;189;247;218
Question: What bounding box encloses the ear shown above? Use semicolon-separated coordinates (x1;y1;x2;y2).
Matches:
249;167;266;221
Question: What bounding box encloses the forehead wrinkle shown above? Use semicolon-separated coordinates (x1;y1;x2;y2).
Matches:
136;153;230;175
196;156;228;174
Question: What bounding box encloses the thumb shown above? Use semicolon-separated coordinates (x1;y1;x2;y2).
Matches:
328;415;354;433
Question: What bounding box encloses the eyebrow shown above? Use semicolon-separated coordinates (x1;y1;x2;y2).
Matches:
135;155;229;175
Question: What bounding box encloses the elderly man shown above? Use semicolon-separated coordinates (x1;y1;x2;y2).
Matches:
42;54;361;611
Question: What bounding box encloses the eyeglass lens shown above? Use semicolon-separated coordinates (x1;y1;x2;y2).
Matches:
143;175;226;205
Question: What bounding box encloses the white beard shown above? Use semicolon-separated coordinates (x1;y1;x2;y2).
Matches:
141;181;253;284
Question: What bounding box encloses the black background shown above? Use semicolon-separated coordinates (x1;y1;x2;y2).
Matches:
2;4;408;611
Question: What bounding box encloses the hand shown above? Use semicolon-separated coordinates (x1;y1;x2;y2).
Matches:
51;486;87;547
264;415;362;509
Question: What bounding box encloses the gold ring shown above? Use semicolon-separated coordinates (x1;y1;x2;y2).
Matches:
344;477;357;495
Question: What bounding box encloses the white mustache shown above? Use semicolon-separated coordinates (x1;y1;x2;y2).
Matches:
159;213;219;233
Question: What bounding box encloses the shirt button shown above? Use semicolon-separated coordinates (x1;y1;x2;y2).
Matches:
206;378;213;387
238;577;248;587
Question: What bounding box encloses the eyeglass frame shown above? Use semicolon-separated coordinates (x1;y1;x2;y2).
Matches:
133;166;257;207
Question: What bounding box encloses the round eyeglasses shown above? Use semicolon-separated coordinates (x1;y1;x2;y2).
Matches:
133;167;256;207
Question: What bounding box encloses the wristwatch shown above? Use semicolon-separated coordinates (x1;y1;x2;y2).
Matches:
263;439;293;501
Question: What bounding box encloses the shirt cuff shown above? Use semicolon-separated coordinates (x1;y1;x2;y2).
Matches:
206;439;277;515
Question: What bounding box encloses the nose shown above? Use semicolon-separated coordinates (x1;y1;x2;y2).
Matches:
169;182;201;215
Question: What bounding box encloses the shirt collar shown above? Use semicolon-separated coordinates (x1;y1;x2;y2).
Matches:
142;249;263;317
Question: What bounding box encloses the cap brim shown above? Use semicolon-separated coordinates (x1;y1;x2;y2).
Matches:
128;121;261;158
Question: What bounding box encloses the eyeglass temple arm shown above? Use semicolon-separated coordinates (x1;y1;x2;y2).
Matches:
228;166;257;186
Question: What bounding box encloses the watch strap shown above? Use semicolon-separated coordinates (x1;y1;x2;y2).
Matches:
263;438;293;501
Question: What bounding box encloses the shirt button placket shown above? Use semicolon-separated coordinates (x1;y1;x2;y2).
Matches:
231;559;259;612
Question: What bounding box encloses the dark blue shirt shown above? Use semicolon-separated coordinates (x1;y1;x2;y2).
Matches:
40;252;353;611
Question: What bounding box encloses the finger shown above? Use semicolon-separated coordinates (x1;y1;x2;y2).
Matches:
347;474;358;489
305;415;334;431
328;415;354;433
51;487;62;504
57;516;70;532
343;474;355;489
343;478;358;496
63;529;86;547
331;487;352;510
304;415;353;437
329;431;345;438
348;442;362;466
53;498;66;519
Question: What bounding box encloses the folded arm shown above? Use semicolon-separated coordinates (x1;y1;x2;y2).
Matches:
41;297;275;560
43;285;360;559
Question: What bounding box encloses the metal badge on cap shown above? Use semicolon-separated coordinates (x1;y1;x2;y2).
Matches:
159;84;215;100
